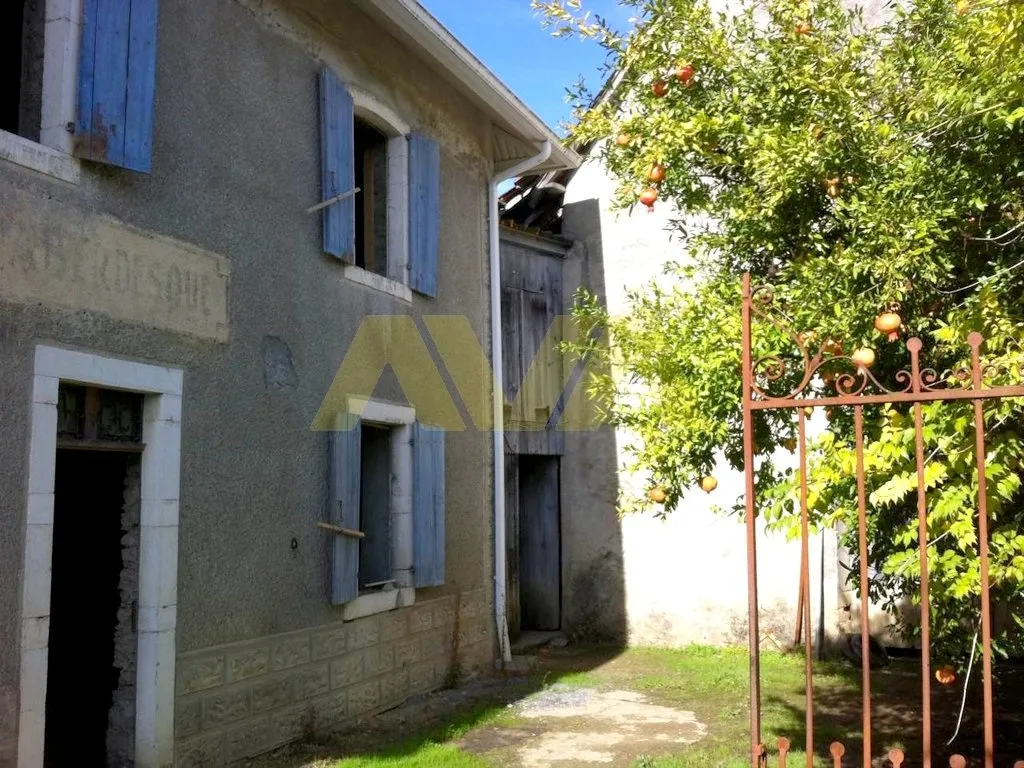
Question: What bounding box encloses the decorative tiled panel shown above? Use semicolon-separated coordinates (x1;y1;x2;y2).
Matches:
174;590;485;767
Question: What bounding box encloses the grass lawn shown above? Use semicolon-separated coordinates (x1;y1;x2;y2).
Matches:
257;645;1024;768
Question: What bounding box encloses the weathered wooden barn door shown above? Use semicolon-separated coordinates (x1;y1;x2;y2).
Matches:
505;454;522;638
518;456;561;631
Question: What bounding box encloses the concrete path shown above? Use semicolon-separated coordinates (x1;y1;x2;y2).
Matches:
461;683;707;767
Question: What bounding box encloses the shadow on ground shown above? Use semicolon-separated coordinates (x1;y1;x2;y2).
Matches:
247;645;1024;768
247;646;626;768
761;655;1024;767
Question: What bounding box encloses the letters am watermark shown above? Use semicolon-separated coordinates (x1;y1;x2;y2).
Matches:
311;315;608;431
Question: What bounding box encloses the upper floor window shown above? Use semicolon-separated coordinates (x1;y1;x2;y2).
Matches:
319;69;440;298
354;118;390;277
0;0;158;180
1;0;45;143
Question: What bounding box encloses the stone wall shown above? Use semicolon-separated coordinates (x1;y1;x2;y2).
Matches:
107;458;142;766
173;589;491;766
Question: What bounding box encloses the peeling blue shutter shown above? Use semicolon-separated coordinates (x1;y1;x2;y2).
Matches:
408;133;440;297
412;423;445;587
319;69;356;262
75;0;158;173
328;415;361;604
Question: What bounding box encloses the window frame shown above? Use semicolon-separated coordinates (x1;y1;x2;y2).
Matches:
340;397;417;621
345;89;411;298
0;0;81;183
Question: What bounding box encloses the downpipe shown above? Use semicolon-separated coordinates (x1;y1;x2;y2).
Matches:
488;140;552;664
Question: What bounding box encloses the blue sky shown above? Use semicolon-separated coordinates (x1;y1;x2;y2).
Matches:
420;0;629;134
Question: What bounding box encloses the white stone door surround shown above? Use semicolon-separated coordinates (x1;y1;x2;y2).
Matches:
19;345;182;768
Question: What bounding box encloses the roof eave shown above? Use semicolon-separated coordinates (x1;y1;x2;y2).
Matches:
357;0;580;173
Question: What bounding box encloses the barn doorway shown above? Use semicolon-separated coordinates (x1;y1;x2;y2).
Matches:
517;456;561;632
44;386;143;767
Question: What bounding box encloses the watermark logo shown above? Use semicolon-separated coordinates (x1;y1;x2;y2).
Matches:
310;315;607;431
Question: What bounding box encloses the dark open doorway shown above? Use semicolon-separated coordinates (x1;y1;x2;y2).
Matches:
46;423;142;766
517;456;561;632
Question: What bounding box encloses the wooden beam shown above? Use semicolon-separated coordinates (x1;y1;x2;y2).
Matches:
317;522;366;540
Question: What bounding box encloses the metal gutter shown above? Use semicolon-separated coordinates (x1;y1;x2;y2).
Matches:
489;140;553;664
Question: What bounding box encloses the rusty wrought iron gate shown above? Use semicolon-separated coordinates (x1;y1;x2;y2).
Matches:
741;274;1024;768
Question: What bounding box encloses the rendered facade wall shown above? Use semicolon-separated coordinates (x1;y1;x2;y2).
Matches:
0;0;497;763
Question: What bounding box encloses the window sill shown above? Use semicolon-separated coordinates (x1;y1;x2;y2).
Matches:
342;586;415;622
0;130;80;185
343;266;412;303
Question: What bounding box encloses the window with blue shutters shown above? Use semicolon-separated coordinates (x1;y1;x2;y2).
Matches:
75;0;159;173
319;69;356;263
325;407;446;607
412;423;446;587
328;415;361;605
407;133;440;298
317;71;441;297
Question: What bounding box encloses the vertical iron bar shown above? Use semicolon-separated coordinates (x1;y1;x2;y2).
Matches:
854;406;872;768
795;551;806;646
798;409;814;768
741;273;762;765
909;338;932;768
968;333;995;768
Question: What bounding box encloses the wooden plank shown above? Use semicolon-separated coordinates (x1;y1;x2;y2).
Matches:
519;457;561;630
505;454;521;640
90;0;131;166
408;133;440;297
75;0;99;159
319;69;356;262
316;522;366;539
412;423;445;587
328;417;361;604
123;0;158;172
56;439;145;453
83;386;101;441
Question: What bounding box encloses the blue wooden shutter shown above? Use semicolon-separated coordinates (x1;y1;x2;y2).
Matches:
328;415;361;604
319;69;356;262
408;133;440;297
412;423;445;587
75;0;159;172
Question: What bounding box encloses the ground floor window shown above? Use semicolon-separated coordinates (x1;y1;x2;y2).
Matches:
359;423;393;590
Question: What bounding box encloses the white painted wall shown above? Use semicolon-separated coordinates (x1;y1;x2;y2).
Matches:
563;148;841;649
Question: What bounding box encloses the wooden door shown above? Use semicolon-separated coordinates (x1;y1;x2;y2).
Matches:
518;456;561;630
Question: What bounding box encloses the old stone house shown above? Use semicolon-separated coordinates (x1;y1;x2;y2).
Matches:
0;0;576;765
